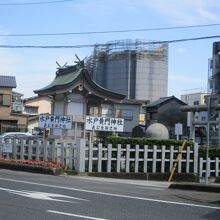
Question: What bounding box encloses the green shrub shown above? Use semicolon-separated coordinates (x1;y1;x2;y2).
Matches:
198;147;220;159
106;136;193;147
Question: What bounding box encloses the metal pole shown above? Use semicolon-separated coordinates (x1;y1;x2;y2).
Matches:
205;96;210;184
168;140;187;182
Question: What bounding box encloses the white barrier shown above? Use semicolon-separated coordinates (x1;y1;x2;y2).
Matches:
1;138;220;178
76;139;199;174
0;138;75;169
199;157;220;177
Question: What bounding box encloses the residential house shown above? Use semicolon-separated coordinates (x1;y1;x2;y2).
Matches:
144;96;187;138
0;75;28;134
23;96;52;133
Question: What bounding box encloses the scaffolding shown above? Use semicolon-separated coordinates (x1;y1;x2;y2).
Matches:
86;39;168;101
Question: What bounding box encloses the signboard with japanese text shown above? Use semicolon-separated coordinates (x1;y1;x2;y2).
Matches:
38;115;73;130
85;116;124;132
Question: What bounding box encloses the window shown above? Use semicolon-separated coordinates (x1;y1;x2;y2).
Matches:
115;109;133;120
201;116;206;121
0;94;11;106
102;108;113;117
89;107;99;116
193;100;199;105
24;106;38;114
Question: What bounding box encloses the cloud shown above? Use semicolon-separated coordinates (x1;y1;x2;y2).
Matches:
0;49;21;73
0;48;75;97
168;73;207;98
144;0;220;24
197;8;217;21
169;74;206;84
175;48;186;55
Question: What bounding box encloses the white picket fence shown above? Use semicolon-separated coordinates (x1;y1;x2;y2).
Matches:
77;140;199;174
0;138;75;169
0;138;220;178
199;157;220;177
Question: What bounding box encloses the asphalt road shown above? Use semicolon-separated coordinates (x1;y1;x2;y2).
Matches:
0;170;219;220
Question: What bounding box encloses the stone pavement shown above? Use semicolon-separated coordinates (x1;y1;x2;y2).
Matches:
169;182;220;193
68;175;220;193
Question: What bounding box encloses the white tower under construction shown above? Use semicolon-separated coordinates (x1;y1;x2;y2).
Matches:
86;39;168;101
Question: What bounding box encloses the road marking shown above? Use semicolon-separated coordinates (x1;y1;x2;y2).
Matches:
0;177;219;210
47;210;108;220
0;187;89;203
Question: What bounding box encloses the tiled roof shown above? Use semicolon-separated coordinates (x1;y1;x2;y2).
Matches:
0;75;16;88
146;96;186;108
34;64;126;101
146;96;173;107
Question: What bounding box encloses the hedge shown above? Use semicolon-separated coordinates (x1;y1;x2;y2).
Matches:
105;136;220;159
198;147;220;159
106;136;193;147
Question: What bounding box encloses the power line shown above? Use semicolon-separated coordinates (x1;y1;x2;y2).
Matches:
0;0;75;6
0;35;220;49
1;23;220;37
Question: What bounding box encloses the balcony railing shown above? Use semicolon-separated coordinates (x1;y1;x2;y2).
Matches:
11;102;23;113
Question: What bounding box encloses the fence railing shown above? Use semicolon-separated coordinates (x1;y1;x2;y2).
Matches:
0;138;75;169
199;157;220;178
0;138;220;178
79;140;199;174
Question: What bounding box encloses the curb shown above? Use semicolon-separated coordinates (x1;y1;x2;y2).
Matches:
0;161;64;175
169;183;220;193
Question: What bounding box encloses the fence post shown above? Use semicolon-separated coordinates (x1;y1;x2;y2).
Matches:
0;139;2;157
207;158;211;178
12;139;17;159
36;140;40;161
43;141;48;161
193;143;198;174
98;143;102;172
126;144;130;173
161;145;165;173
152;145;157;173
199;158;203;177
60;141;65;165
177;145;182;173
88;143;93;172
51;140;56;162
75;139;86;172
28;140;33;160
135;145;139;173
144;145;148;173
107;144;112;173
216;157;219;177
65;143;73;170
20;140;25;160
117;144;121;173
169;146;174;172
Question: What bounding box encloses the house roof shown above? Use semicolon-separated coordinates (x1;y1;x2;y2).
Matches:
0;75;16;88
34;63;126;102
23;95;52;102
12;91;24;96
145;96;186;108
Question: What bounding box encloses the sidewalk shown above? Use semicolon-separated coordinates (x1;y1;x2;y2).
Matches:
169;182;220;193
67;175;170;188
69;175;220;193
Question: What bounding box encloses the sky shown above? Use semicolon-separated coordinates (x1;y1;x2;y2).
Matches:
0;0;220;99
